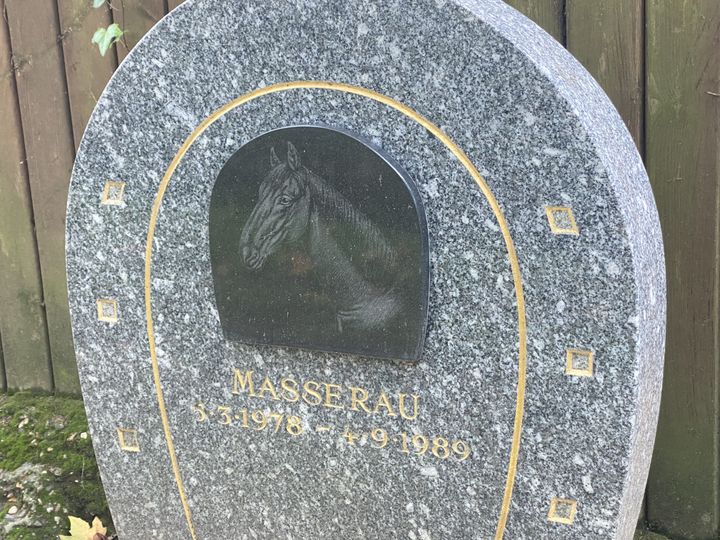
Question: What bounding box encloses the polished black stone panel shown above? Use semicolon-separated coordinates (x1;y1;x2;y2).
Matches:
209;126;429;361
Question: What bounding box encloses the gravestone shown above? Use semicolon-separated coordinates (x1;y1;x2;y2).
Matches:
65;0;665;538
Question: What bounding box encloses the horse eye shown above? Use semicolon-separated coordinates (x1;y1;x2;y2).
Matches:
279;195;294;206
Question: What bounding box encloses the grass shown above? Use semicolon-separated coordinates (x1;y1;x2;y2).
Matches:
0;392;112;539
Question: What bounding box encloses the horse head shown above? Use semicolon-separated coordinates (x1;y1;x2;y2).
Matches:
240;142;311;271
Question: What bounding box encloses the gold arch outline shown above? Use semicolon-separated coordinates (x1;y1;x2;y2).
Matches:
144;81;527;540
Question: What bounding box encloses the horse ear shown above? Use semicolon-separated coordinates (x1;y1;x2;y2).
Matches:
270;147;280;168
287;142;300;171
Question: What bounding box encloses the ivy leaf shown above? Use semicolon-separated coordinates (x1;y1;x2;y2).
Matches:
104;23;124;41
91;23;123;56
91;27;106;44
59;516;108;540
92;0;106;7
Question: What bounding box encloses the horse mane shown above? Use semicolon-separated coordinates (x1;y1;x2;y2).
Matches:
302;167;398;270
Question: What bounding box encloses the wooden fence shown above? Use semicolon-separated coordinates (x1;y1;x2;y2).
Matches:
0;0;717;538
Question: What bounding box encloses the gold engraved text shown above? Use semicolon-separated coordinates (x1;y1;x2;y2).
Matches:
194;403;304;436
232;369;421;421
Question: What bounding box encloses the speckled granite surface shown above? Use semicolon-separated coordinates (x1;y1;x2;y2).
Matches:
66;0;665;538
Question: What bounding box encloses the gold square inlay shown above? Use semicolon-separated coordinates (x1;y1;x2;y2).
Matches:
101;180;126;206
565;348;594;377
548;497;577;524
546;206;579;235
96;298;119;323
117;428;140;452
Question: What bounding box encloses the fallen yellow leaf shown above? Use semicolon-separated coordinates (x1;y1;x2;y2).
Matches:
58;515;107;540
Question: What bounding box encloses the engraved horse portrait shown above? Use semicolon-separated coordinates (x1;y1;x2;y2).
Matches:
209;126;428;361
240;141;401;333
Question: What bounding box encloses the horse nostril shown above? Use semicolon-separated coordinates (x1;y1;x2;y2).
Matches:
242;245;263;269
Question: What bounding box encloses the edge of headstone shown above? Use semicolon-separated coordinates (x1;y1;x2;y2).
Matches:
456;1;666;536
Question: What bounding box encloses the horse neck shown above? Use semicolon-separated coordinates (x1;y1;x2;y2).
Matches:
307;210;377;306
302;172;402;330
304;171;397;270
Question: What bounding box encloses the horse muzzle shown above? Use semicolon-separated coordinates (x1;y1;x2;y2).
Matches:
241;244;266;271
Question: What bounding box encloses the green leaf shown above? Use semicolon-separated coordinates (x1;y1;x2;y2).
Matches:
105;23;124;40
91;27;106;45
91;23;123;56
92;0;106;8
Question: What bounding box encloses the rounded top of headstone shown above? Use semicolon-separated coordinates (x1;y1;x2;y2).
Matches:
67;1;665;538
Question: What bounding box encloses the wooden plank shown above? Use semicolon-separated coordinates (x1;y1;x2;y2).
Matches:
113;0;166;63
0;331;5;392
503;0;565;43
57;0;118;149
167;0;185;11
645;1;720;538
5;0;79;393
0;1;53;392
566;0;644;148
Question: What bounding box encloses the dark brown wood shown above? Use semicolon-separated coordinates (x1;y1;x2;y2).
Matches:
566;0;644;148
0;5;52;392
503;0;564;43
4;0;79;393
645;1;720;538
57;0;118;149
113;0;165;62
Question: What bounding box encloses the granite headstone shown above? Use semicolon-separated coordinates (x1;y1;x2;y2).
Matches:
66;0;666;538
